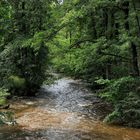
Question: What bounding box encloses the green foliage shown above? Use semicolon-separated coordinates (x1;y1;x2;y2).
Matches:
0;88;10;106
51;37;129;81
0;112;16;126
0;36;48;96
95;78;110;86
43;72;61;85
0;0;12;45
0;0;49;96
100;77;140;127
8;75;25;89
100;77;139;102
103;110;121;124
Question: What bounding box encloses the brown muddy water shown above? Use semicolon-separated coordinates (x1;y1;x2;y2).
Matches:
0;78;140;140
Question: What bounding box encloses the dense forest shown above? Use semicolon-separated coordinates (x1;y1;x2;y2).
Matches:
0;0;140;128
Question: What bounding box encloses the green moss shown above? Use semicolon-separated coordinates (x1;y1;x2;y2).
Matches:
0;88;9;106
8;75;25;89
0;98;6;106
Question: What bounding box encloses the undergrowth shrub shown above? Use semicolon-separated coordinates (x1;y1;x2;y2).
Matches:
8;75;26;95
0;112;16;126
0;88;10;106
0;88;15;126
0;35;48;96
98;77;140;127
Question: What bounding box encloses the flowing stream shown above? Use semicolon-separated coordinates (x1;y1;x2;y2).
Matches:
0;77;140;140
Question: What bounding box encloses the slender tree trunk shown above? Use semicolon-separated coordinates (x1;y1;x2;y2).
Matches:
66;31;68;39
106;64;111;79
115;23;119;36
70;31;72;44
132;0;140;36
104;9;115;79
123;1;139;76
21;1;26;34
90;12;97;39
107;9;114;39
131;42;139;76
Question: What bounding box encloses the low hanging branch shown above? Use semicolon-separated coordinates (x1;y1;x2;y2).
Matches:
69;38;130;62
45;24;66;42
44;17;81;42
100;51;131;62
69;39;96;49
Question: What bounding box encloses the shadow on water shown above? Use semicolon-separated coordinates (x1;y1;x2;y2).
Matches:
0;127;120;140
0;77;140;140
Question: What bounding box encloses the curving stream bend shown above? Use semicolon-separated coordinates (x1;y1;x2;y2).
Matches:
0;77;140;140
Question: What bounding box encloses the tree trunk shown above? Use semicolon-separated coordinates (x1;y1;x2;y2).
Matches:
132;0;140;36
123;1;139;76
106;64;111;79
70;31;72;44
107;9;114;39
130;42;139;76
21;1;26;34
90;12;97;39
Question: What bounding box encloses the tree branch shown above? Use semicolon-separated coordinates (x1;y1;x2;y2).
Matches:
69;39;96;49
100;51;130;62
45;24;66;42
